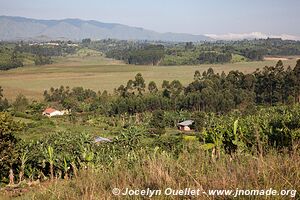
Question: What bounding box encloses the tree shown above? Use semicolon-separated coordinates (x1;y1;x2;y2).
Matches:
169;80;183;99
276;60;283;67
133;73;146;95
116;85;127;97
162;80;171;98
148;110;165;135
207;68;215;77
127;45;164;65
126;79;135;95
10;51;23;68
13;94;29;112
192;111;206;132
185;42;194;50
0;86;9;111
194;70;201;81
34;55;52;65
0;113;22;183
148;81;158;94
82;38;91;44
294;59;300;102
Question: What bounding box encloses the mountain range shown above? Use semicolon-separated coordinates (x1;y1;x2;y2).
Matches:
0;16;211;42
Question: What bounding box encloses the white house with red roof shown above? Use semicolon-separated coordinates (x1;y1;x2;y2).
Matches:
42;108;64;117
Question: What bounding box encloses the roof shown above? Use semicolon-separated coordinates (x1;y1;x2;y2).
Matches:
94;136;112;143
43;108;57;114
177;120;194;126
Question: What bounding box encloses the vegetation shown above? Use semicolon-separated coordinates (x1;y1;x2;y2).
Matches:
1;38;300;71
0;86;9;111
39;60;300;115
0;40;300;199
0;41;78;70
0;102;299;199
0;45;23;70
91;38;300;65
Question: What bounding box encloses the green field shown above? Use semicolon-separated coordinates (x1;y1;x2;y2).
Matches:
0;51;299;101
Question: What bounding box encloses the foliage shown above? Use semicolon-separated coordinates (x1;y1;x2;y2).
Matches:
127;45;165;65
40;59;300;116
34;55;53;65
91;38;300;66
0;112;22;183
148;110;166;135
0;47;23;70
191;111;206;132
0;87;9;111
13;94;29;112
0;41;78;70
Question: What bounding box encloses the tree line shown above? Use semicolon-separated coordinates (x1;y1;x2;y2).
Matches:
39;60;300;115
0;47;23;70
0;42;78;70
89;38;300;66
106;44;165;65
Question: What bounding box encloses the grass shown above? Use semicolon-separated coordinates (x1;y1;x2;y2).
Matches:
0;52;299;101
231;54;248;63
3;147;299;200
14;115;114;142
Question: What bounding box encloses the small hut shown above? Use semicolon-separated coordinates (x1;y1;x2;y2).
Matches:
177;120;194;131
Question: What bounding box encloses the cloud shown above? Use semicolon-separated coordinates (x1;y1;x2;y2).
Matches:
204;32;300;41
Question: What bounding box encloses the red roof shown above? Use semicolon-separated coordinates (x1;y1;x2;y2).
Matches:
43;108;57;114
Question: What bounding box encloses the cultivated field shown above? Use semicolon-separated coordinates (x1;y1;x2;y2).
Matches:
0;53;299;101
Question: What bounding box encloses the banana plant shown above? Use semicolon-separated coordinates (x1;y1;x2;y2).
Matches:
232;119;246;153
200;126;224;161
47;145;54;180
19;151;28;183
81;147;95;169
61;157;70;180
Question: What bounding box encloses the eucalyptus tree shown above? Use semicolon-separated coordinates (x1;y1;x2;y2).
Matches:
133;73;146;95
148;81;158;94
294;59;300;102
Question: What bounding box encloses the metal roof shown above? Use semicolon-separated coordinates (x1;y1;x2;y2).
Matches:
177;120;194;126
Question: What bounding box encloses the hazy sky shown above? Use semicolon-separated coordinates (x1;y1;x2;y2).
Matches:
0;0;299;35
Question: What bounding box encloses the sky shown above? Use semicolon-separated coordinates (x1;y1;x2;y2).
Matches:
0;0;299;38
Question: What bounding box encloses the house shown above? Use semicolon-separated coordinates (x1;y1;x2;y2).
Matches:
42;108;64;117
177;120;194;131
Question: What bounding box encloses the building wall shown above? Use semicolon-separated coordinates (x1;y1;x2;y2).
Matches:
183;126;191;131
178;126;191;131
49;111;63;117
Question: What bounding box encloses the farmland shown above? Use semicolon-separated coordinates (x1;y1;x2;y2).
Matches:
1;0;300;198
0;49;299;101
0;42;300;199
1;105;300;199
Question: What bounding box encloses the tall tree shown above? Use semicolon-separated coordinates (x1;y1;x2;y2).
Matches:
0;87;9;111
148;110;165;135
148;81;158;94
294;59;300;102
194;70;201;81
133;73;146;95
0;113;22;183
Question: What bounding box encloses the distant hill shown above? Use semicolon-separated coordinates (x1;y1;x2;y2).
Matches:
0;16;211;42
